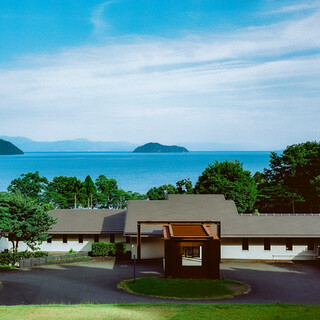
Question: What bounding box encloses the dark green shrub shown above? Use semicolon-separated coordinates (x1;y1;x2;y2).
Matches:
91;242;115;256
0;251;49;266
91;242;126;256
115;242;127;255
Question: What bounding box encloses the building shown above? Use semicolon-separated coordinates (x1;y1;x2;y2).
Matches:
1;194;320;261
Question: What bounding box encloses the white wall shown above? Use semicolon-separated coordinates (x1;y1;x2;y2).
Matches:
221;238;319;260
130;237;164;259
129;237;319;261
1;236;318;261
2;234;127;254
0;237;8;252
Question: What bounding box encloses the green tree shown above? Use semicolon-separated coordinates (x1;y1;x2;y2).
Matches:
7;171;48;203
176;178;193;194
194;160;257;213
253;171;292;213
147;184;177;200
0;192;57;252
44;176;86;209
256;141;320;213
95;175;120;208
83;175;97;208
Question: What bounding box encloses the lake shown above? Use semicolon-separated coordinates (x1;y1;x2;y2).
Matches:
0;151;272;193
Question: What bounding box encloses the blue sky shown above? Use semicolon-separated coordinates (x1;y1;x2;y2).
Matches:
0;0;320;150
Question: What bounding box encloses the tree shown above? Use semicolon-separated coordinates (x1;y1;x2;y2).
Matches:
256;141;320;213
83;175;97;208
147;184;177;200
95;175;120;208
0;192;57;252
113;190;148;209
7;171;48;203
176;178;193;194
194;160;257;213
44;176;86;209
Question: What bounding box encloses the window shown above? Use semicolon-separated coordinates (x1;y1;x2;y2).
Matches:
242;238;249;251
182;246;202;266
63;235;67;243
78;235;83;243
308;239;314;251
47;237;52;244
264;239;270;251
286;239;292;251
110;234;115;243
126;236;130;244
94;234;99;243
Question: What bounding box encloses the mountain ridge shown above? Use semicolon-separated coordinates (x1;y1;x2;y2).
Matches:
0;139;24;155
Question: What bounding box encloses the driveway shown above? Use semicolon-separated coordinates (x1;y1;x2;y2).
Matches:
0;260;320;305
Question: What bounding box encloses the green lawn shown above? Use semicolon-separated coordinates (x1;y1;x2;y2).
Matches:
0;304;319;320
0;265;17;271
118;277;248;299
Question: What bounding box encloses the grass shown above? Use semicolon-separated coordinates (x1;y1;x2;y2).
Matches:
118;277;248;299
0;304;319;320
46;256;91;263
0;265;17;271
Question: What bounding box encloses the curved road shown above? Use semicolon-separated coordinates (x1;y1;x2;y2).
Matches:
0;260;320;305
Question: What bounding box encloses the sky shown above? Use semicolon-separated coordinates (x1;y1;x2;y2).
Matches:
0;0;319;150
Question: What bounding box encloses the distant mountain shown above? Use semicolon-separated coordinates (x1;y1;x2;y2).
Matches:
0;139;24;155
0;136;138;152
133;142;189;153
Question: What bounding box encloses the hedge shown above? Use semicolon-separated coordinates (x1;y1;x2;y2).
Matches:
91;242;126;256
0;251;49;266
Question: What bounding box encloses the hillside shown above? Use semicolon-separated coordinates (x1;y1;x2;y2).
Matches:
133;142;189;153
0;139;24;155
0;136;138;152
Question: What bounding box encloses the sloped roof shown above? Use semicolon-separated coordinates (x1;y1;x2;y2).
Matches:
49;209;126;234
124;194;320;238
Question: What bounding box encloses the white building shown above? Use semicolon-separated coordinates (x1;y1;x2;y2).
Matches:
1;194;319;261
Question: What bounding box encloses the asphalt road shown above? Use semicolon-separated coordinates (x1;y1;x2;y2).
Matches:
0;260;320;305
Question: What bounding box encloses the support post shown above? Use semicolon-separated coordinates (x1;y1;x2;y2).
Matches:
137;222;141;260
217;222;221;240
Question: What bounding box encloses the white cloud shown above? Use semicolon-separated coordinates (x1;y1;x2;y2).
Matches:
269;1;320;14
0;9;320;149
90;1;113;35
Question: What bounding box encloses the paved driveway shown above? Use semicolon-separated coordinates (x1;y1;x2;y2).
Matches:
0;260;320;305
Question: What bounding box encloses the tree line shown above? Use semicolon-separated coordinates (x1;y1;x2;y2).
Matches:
5;141;320;214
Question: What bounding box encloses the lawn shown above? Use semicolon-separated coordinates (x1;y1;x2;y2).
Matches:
0;265;17;271
118;277;248;299
0;304;319;320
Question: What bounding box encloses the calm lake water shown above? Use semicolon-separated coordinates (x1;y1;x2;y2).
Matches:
0;152;272;193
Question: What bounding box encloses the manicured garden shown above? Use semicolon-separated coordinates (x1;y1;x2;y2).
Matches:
0;304;319;320
118;277;249;299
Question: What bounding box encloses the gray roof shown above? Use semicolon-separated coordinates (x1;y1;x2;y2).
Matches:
49;209;126;234
124;194;320;238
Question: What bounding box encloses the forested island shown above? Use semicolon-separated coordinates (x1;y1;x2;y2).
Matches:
0;139;24;155
133;142;189;153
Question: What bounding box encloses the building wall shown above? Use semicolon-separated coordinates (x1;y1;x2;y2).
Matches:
130;237;164;259
1;235;319;261
129;237;319;261
221;238;319;260
1;234;127;254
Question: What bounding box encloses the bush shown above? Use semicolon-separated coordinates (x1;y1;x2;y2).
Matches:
91;242;126;257
66;248;76;254
0;251;49;266
91;242;115;256
115;242;127;255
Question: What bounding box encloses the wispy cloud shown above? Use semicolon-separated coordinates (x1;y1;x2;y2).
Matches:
0;7;320;149
90;1;113;35
268;1;320;14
